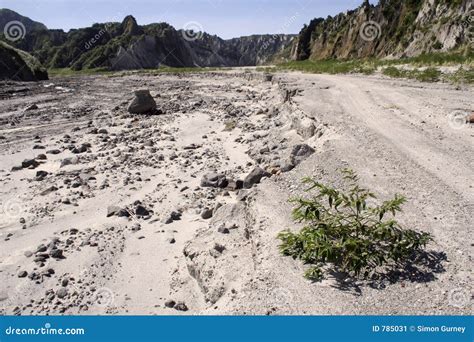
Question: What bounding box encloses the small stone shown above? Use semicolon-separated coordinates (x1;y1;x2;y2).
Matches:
107;206;122;217
18;270;28;278
56;288;68;299
200;208;213;220
214;243;226;253
131;223;141;232
127;89;157;114
217;226;230;234
49;248;64;259
24;104;38;111
22;159;39;169
36;244;47;253
164;299;176;308
135;205;150;217
40;186;58;196
174;301;188;311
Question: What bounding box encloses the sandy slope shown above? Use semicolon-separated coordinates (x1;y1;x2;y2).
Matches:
0;71;472;315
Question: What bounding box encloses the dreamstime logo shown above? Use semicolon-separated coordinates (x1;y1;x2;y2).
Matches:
461;10;473;28
182;21;204;42
3;20;26;42
85;28;107;50
447;110;469;130
92;110;115;128
448;288;470;308
1;199;25;219
359;20;381;42
464;10;474;42
93;287;114;307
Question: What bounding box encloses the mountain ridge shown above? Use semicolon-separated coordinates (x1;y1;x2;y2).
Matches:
0;10;295;71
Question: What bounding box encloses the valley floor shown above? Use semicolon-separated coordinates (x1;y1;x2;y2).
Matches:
0;71;472;315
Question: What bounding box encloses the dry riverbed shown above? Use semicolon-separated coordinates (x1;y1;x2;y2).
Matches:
0;70;472;315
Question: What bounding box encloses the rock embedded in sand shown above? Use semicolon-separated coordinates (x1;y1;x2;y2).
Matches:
21;159;39;169
200;172;228;188
40;186;58;196
49;248;64;259
127;89;157;114
164;299;176;308
291;144;315;159
243;166;270;188
135;205;150;217
200;208;213;220
217;225;230;234
107;206;131;218
174;302;188;311
56;288;68;299
60;157;79;168
18;270;28;278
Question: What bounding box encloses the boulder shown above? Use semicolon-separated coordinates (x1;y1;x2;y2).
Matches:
127;89;157;114
243;166;270;188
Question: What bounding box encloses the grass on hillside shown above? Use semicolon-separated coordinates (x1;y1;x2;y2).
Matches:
270;51;474;84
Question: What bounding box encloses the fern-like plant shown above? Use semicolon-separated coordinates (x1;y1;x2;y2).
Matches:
278;169;432;281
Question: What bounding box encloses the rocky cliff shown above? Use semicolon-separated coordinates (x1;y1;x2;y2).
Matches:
0;10;295;71
291;0;473;60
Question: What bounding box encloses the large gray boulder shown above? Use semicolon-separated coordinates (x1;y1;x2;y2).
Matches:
127;89;157;114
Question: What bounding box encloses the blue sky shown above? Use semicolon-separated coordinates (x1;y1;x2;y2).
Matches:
1;0;375;39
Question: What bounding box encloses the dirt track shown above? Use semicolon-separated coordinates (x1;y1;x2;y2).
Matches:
0;71;472;315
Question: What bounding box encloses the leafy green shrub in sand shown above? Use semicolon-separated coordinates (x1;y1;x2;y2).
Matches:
278;169;432;281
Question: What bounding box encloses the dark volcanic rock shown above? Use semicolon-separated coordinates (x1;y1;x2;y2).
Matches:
243;166;270;188
174;301;188;311
127;89;157;114
200;173;228;188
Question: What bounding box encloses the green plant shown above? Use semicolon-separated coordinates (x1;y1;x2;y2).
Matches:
382;66;404;78
413;67;441;82
278;169;432;281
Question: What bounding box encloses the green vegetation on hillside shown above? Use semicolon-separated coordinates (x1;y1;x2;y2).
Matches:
268;51;474;84
0;41;48;81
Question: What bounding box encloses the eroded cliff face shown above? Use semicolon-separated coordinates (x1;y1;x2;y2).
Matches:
291;0;473;60
0;10;295;71
110;32;295;70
